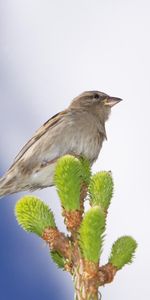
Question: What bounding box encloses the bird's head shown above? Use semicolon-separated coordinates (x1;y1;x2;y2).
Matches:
69;91;122;123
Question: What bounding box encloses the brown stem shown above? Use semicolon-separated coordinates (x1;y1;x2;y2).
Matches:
63;184;88;234
63;210;83;233
98;263;117;285
71;239;99;300
80;184;88;210
42;227;71;260
73;262;117;299
74;260;99;300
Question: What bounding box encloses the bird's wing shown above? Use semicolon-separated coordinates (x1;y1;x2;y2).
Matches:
13;110;67;164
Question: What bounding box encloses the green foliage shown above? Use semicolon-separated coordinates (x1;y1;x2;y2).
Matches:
15;195;56;236
14;155;137;290
54;155;82;211
50;251;65;269
109;236;137;269
79;206;106;263
79;156;91;185
89;171;113;211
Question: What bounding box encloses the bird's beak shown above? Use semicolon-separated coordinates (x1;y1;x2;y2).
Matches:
103;97;123;107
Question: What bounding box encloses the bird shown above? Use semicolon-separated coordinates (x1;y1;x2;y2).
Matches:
0;91;122;198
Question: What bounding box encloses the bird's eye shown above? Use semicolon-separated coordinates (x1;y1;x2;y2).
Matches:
93;93;99;100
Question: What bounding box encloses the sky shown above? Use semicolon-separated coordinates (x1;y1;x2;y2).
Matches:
0;1;150;299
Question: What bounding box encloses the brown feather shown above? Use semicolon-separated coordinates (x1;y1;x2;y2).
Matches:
12;110;67;166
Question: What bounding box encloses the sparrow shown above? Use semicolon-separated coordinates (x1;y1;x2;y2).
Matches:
0;91;122;197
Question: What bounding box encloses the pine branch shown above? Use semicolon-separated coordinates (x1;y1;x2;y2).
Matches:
15;155;137;300
109;236;137;270
89;171;114;212
79;206;105;263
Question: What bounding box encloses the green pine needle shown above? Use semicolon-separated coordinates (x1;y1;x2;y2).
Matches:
54;155;82;211
50;251;65;269
79;206;106;263
15;195;56;237
89;171;113;211
79;156;91;185
109;236;137;269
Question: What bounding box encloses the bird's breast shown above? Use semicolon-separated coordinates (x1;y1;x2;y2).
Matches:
61;114;105;163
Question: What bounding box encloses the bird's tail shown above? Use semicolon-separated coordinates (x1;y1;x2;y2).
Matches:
0;175;22;198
